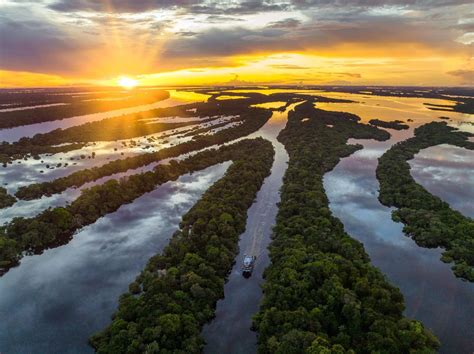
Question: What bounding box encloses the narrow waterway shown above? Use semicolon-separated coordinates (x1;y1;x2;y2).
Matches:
324;133;474;353
202;104;297;353
0;162;229;353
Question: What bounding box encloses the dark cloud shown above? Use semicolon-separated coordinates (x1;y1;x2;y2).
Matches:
447;69;474;84
161;16;465;60
205;15;245;23
0;14;91;73
49;0;200;13
1;0;471;80
47;0;474;14
187;1;289;15
290;0;472;9
176;31;198;37
452;22;474;32
48;0;290;14
266;18;301;28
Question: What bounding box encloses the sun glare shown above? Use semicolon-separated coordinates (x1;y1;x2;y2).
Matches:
117;76;138;89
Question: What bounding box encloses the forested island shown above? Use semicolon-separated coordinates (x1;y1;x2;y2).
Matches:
377;122;474;281
0;138;272;275
253;102;439;353
369;119;409;130
0;87;472;353
14;105;272;201
0;90;169;129
0;187;16;209
90;138;274;352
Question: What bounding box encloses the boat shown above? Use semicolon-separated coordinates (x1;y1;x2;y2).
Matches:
242;255;256;278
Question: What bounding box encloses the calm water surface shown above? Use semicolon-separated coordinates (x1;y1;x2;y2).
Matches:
0;163;229;353
202;105;296;354
324;130;474;353
1;90;473;353
410;144;474;217
0;90;210;142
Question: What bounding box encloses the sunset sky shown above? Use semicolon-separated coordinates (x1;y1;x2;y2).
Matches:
0;0;473;87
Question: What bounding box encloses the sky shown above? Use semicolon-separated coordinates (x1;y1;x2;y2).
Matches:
0;0;473;87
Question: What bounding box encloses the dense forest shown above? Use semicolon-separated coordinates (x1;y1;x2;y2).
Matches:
369;119;409;130
253;102;439;353
0;92;348;164
0;90;169;129
0;187;16;209
14;106;272;200
0;139;273;277
89;138;274;353
0;99;271;163
377;121;474;281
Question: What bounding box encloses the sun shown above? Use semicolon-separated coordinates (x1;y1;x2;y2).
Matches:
117;76;138;89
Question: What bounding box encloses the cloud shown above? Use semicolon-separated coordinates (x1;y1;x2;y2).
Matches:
0;13;93;74
160;16;467;60
47;0;474;14
48;0;200;13
266;18;301;29
447;69;474;84
48;0;290;14
290;0;473;9
1;0;472;84
270;64;311;69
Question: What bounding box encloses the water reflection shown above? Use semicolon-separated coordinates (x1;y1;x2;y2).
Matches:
410;144;474;218
0;90;210;142
251;101;287;110
202;105;298;353
0;162;229;353
221;88;473;133
324;136;474;354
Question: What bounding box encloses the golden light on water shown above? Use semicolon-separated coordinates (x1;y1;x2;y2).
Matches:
117;76;138;89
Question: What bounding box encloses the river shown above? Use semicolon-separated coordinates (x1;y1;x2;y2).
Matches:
202;103;297;353
410;144;474;218
324;129;474;352
1;90;473;353
0;90;210;142
0;162;229;353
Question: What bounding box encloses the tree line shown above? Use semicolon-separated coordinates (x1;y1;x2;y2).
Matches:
89;138;274;353
377;121;474;281
369;119;409;130
0;98;269;164
14;107;271;201
0;187;15;209
0;90;169;130
0;139;273;278
253;102;439;353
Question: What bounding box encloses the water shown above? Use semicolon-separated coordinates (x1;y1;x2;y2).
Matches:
0;114;234;193
0;90;210;142
324;134;474;353
1;89;473;353
222;88;473;133
318;92;474;354
0;162;229;353
202;104;297;353
410;144;474;217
